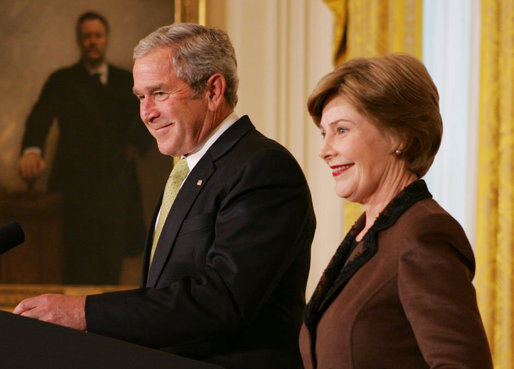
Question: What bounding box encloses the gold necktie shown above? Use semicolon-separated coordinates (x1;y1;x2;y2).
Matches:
150;158;189;264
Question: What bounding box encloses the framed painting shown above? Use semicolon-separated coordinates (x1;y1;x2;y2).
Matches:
175;0;206;24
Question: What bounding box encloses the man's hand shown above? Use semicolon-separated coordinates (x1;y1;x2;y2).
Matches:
17;152;46;180
13;294;87;331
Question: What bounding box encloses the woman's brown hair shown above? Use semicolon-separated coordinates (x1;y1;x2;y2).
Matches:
307;53;442;178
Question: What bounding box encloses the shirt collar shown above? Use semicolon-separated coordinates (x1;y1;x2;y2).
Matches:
85;62;108;84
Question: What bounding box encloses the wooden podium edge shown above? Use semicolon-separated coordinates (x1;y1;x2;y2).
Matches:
0;284;137;312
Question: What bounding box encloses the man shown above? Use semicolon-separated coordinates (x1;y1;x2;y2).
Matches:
17;11;150;284
15;23;315;369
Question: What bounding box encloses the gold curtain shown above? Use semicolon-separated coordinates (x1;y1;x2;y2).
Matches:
476;1;514;368
323;0;423;231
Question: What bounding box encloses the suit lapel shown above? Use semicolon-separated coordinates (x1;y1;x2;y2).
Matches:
146;157;215;287
319;233;378;312
145;116;255;287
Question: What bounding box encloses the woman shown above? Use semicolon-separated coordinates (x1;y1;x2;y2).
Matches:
300;54;493;369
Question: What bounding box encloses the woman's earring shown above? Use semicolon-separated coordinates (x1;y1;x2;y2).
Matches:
395;149;402;156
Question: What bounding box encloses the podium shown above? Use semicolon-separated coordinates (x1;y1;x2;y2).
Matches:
0;310;224;369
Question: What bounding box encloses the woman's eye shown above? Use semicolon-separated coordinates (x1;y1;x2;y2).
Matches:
337;127;347;134
320;130;326;138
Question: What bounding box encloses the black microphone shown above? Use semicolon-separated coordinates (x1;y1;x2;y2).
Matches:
0;222;25;255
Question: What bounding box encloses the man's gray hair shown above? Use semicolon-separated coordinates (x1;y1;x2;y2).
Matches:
134;23;239;108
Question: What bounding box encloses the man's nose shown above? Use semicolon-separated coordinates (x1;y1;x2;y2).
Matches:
140;99;158;123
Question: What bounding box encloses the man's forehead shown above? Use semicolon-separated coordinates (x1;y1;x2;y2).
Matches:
132;55;178;93
144;47;175;62
79;19;107;33
133;49;175;73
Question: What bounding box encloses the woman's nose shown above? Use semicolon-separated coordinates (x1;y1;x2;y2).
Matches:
319;135;334;161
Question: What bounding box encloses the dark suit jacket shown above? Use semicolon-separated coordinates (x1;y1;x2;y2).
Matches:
20;62;150;283
86;116;316;369
300;180;492;369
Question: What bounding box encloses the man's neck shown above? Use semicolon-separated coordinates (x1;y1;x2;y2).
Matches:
183;111;239;171
211;106;234;131
185;103;233;155
82;58;106;70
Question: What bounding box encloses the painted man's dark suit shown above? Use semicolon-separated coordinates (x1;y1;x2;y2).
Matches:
85;116;316;369
20;62;151;284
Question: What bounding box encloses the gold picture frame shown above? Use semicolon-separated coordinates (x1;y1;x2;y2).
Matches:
174;0;206;24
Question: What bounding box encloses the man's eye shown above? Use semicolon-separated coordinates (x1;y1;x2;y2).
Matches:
154;92;169;101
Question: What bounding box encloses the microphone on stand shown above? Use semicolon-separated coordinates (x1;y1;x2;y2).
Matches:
0;222;25;255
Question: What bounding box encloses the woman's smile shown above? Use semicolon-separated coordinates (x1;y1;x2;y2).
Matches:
330;163;354;177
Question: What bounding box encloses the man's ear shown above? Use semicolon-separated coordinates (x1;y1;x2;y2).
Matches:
205;73;226;111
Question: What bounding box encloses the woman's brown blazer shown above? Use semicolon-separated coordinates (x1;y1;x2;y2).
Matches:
300;181;493;369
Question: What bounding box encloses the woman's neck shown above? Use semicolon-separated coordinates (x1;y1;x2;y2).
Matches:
356;171;418;241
